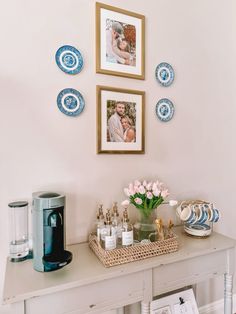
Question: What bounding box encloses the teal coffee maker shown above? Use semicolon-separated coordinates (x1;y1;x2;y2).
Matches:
32;192;72;272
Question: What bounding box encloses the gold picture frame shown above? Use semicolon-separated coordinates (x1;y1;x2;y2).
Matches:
97;85;145;154
96;2;145;80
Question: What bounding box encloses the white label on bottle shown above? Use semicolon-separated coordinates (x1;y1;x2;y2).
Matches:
122;231;133;246
101;227;109;241
105;235;116;250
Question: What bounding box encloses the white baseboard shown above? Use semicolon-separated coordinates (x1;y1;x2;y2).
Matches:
199;293;236;314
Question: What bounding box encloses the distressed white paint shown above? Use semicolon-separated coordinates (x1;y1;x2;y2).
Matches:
3;227;235;314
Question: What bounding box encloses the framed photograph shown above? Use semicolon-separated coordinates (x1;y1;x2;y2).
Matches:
150;289;199;314
97;85;145;154
96;2;145;80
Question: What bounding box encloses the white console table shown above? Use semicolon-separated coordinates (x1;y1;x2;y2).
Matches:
3;226;236;314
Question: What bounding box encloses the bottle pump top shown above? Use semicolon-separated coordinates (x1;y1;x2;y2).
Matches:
106;212;112;225
112;202;119;217
97;204;104;219
122;209;129;223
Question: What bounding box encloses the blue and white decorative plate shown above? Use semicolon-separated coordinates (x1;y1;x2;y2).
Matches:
155;62;174;87
184;223;211;237
57;88;85;117
156;98;175;122
55;45;83;75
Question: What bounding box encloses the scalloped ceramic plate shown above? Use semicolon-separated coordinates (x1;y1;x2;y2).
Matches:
155;62;174;87
57;88;85;116
156;98;175;122
55;45;83;75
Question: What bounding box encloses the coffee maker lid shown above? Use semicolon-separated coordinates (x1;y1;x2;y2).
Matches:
32;192;63;200
32;191;65;210
38;192;60;199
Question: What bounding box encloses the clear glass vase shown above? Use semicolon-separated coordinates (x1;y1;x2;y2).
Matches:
133;210;157;242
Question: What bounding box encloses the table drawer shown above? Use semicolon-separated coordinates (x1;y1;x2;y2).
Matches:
26;272;144;314
153;251;227;296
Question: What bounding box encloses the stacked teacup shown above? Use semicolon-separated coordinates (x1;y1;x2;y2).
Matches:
176;200;220;237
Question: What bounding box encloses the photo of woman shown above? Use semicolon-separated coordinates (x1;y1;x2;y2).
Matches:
106;19;136;67
120;116;136;142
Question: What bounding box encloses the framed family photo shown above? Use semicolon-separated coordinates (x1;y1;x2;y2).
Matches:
96;2;145;79
97;86;145;154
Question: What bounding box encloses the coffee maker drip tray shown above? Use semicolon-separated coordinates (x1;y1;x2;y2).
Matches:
43;250;72;272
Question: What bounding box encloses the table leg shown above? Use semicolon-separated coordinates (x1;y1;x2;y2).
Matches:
141;301;150;314
116;308;124;314
224;273;233;314
9;301;24;314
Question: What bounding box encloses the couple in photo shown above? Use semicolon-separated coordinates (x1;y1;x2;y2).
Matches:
107;102;136;143
106;21;134;66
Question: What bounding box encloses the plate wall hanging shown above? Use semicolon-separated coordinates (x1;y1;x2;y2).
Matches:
156;98;174;122
55;45;83;75
155;62;174;87
57;88;85;117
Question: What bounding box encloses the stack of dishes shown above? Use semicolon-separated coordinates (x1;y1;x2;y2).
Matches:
176;200;221;237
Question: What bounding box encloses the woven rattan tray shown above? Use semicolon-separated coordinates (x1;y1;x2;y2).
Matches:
89;233;179;267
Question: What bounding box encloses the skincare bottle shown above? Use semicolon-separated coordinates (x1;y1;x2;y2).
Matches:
111;202;121;240
111;202;120;225
95;204;105;242
121;209;133;247
101;212;116;250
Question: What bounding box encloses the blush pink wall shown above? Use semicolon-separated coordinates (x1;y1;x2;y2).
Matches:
1;0;236;312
